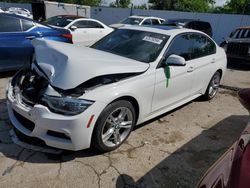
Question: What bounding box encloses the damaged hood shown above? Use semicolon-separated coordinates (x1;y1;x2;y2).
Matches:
32;39;149;90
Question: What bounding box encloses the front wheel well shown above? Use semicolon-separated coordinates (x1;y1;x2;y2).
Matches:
217;69;223;77
110;96;140;124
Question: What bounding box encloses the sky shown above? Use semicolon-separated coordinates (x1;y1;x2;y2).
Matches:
102;0;228;7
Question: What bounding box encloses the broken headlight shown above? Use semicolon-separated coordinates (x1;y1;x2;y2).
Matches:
42;95;94;115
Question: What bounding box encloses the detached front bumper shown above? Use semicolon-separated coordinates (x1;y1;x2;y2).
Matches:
7;81;106;151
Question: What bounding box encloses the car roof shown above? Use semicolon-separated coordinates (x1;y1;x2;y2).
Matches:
0;12;33;21
50;15;85;19
121;25;203;36
129;15;164;19
237;26;250;29
165;18;201;23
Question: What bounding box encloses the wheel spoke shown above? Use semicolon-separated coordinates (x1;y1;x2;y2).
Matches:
113;130;121;145
120;121;132;129
213;84;219;89
106;115;116;125
102;127;115;143
118;108;128;120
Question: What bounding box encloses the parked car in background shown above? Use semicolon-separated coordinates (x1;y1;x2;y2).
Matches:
0;13;72;72
109;15;165;29
161;19;213;37
198;88;250;188
44;15;113;46
7;26;226;152
5;7;33;19
220;26;250;64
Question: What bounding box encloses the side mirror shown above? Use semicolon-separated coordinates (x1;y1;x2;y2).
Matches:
165;54;186;66
70;25;78;31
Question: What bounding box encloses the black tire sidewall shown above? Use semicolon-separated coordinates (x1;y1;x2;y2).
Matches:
92;100;136;152
204;71;221;100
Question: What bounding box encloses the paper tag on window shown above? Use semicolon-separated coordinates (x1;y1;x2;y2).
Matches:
143;36;163;44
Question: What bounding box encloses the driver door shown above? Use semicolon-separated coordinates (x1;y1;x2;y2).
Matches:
152;34;195;112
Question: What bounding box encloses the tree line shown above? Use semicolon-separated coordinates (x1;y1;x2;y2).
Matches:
1;0;250;14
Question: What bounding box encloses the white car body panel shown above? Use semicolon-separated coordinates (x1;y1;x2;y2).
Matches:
64;18;113;46
7;26;227;150
110;16;165;29
32;39;149;90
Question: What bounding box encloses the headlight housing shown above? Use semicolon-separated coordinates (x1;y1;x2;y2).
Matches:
42;95;94;115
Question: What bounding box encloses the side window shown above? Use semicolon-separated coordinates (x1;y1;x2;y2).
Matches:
190;34;216;59
186;21;196;29
236;29;243;38
159;19;165;24
142;19;152;25
166;34;192;61
151;19;160;25
21;19;34;31
72;20;89;28
207;38;216;55
0;16;22;32
87;21;104;28
197;22;212;35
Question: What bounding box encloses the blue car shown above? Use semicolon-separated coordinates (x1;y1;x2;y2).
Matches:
0;13;72;72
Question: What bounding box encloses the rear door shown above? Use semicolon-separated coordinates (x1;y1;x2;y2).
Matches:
0;15;33;71
86;20;109;43
189;33;217;95
70;20;90;45
71;20;110;46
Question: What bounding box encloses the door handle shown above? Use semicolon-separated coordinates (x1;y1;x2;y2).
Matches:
26;36;36;40
211;58;216;63
187;66;194;72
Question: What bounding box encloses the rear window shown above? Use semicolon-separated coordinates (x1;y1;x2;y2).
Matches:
119;17;143;25
0;16;22;32
232;29;250;39
21;19;34;31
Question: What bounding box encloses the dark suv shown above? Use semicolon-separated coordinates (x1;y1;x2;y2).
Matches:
221;26;250;64
161;19;213;37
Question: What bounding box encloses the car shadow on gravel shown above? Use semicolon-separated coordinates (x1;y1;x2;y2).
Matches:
115;115;250;188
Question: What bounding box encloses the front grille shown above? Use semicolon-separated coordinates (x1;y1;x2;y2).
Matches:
13;110;35;132
227;43;249;55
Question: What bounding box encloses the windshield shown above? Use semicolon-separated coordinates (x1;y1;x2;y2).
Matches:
91;29;169;63
119;17;143;25
231;28;250;39
45;16;72;27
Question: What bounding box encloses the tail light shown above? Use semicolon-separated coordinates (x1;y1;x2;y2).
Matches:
62;33;73;43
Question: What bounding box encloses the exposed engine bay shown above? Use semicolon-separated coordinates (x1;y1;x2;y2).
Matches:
11;68;140;107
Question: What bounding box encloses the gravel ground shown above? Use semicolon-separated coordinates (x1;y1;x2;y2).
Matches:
0;64;249;188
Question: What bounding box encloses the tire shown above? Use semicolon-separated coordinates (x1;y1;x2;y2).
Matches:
202;71;221;101
92;100;136;152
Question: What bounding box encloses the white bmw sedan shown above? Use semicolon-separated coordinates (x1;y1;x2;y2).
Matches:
7;26;227;152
